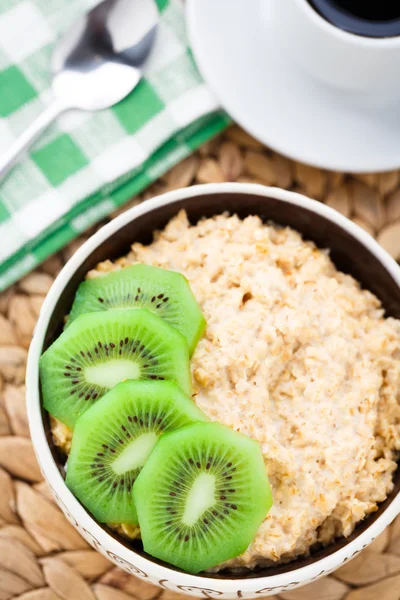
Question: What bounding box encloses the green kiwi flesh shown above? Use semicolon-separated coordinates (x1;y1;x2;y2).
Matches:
40;308;192;428
133;422;273;573
65;380;208;524
67;265;206;355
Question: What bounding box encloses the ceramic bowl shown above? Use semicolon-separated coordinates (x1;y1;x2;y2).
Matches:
27;183;400;598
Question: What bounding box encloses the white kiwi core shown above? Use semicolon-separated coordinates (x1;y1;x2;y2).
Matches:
112;432;158;475
182;473;216;525
84;360;140;388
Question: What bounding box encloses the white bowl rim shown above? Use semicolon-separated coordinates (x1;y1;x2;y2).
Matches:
27;182;400;594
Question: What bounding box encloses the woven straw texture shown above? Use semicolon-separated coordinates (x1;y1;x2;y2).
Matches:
0;125;400;600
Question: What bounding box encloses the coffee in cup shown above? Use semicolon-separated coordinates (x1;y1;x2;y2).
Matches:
308;0;400;38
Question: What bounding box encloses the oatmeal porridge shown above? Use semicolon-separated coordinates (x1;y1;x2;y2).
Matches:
53;210;400;569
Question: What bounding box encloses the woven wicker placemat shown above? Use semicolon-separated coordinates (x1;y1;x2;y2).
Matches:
0;125;400;600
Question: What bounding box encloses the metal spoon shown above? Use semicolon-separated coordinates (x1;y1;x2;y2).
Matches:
0;0;159;180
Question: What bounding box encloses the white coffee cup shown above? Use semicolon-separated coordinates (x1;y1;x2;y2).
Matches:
267;0;400;96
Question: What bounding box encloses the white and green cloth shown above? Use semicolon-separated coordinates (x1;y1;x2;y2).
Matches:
0;0;229;291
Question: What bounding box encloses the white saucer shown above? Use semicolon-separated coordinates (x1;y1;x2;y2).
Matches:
186;0;400;173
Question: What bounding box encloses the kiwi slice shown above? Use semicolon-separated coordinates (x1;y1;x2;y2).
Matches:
66;380;207;524
134;422;273;573
40;308;191;428
67;265;206;355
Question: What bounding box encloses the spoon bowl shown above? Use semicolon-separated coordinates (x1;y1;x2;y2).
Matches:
52;0;158;110
0;0;159;179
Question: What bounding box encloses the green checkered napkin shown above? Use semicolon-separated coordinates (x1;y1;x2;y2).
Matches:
0;0;229;291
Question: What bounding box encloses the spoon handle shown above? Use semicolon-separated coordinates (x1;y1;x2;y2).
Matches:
0;99;69;181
